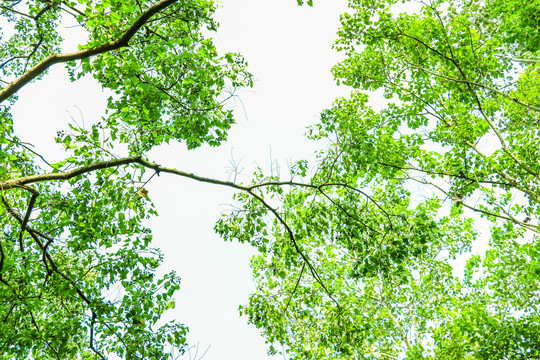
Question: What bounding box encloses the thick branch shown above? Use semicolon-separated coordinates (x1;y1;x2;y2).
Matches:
0;156;142;190
18;188;39;252
0;0;178;103
135;157;247;191
0;240;8;285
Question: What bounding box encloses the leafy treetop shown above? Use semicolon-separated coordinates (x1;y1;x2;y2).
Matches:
216;0;540;358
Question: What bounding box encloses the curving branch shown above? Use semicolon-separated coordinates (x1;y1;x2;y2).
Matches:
17;187;39;252
136;158;342;308
245;188;341;309
0;0;179;103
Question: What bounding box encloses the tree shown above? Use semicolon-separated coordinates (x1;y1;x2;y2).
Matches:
2;0;539;359
217;0;540;358
0;0;256;358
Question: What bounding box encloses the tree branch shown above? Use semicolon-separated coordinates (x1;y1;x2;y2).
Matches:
27;306;62;360
496;55;540;64
370;295;412;351
0;4;32;18
283;262;305;314
412;177;540;233
0;156;142;190
0;240;8;286
18;187;39;252
90;312;107;360
0;0;179;103
406;61;540;113
245;188;341;309
0;155;343;308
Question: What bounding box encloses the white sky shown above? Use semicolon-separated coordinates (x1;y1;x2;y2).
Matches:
10;1;350;359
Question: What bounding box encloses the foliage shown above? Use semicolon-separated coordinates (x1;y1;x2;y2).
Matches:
216;0;540;358
0;0;251;358
2;0;540;359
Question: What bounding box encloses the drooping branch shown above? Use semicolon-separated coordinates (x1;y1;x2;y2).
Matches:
245;188;342;309
0;155;409;310
140;158;342;307
0;0;179;103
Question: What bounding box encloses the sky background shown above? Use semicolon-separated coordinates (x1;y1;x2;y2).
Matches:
11;1;350;359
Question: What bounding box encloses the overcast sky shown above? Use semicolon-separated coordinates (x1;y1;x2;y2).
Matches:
11;1;349;359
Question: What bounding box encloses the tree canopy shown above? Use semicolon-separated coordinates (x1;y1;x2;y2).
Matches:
224;0;540;358
1;0;539;359
1;0;251;358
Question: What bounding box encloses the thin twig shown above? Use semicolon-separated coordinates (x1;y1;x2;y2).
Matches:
283;262;305;314
90;312;106;360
